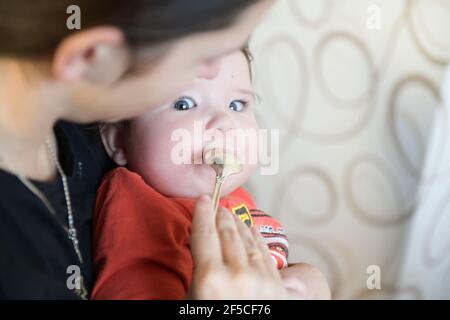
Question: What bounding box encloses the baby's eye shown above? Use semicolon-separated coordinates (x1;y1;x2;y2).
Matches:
173;97;197;111
229;100;247;112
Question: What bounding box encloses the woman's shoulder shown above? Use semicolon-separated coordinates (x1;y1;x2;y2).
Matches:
56;121;116;175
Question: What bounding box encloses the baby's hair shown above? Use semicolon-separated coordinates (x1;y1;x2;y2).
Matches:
241;45;254;81
242;46;254;63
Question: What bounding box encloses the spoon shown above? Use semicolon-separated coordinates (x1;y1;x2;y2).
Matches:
203;148;243;213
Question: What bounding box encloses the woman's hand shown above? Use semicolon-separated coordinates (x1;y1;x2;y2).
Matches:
188;195;289;300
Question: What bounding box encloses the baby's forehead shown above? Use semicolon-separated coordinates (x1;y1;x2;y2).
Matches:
176;50;253;98
203;51;252;89
221;50;251;77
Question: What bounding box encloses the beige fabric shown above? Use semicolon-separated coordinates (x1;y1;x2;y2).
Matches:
247;0;450;299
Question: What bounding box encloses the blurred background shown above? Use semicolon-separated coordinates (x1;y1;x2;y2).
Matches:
246;0;450;299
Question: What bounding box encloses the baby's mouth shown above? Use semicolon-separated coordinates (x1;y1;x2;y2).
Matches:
202;147;243;211
202;147;237;166
202;147;243;177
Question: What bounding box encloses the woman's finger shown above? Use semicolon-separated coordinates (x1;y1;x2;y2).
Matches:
251;227;282;280
216;208;248;271
233;214;268;274
190;195;222;269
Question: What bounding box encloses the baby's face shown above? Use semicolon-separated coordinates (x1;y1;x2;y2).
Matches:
124;51;259;198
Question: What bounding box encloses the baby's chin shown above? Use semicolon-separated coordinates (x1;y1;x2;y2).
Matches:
153;164;250;199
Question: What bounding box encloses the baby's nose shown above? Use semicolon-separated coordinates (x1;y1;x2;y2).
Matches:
205;111;234;132
197;58;223;79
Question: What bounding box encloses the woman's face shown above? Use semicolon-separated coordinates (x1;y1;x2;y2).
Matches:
123;51;259;198
65;0;273;123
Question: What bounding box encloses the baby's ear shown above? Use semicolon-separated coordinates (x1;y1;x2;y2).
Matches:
100;122;128;166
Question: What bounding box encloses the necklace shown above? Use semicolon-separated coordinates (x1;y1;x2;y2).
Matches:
0;138;88;299
44;139;83;263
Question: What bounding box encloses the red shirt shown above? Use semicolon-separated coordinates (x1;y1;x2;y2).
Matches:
92;167;288;300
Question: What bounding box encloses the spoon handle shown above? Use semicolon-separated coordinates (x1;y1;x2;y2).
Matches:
212;174;225;213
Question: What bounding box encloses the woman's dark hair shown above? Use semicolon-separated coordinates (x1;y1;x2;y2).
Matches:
0;0;261;57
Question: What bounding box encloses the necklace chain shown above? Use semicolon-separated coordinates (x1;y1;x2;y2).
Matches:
0;138;87;299
44;139;84;264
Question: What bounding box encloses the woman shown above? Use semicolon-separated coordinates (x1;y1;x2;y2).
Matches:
0;0;330;299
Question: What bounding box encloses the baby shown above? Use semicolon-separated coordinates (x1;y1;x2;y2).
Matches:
92;49;289;299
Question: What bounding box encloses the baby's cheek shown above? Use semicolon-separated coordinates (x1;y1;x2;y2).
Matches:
237;120;260;166
127;128;170;175
136;151;182;194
